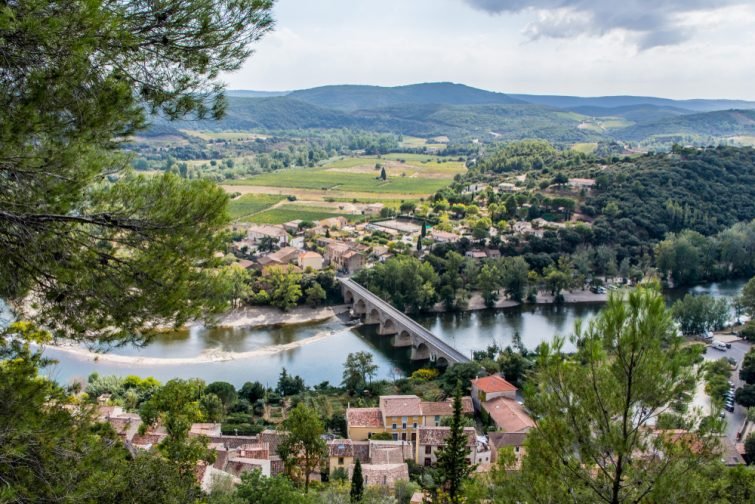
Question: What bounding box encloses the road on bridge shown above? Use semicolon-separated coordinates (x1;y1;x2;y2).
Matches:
339;277;469;364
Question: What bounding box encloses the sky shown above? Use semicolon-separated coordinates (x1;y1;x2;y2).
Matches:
223;0;755;100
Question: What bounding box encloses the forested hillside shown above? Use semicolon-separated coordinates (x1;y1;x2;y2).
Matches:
586;145;755;249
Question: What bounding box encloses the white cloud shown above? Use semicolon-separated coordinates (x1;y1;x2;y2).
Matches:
464;0;747;48
220;0;755;100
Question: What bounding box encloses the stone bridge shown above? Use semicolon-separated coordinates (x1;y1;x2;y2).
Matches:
339;278;469;366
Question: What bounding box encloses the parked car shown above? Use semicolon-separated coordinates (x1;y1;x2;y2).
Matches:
712;340;728;351
724;403;735;412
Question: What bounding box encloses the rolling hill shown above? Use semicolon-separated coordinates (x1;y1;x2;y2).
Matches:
145;82;755;146
287;82;522;111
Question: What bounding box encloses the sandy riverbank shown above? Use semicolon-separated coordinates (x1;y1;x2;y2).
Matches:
432;289;609;312
212;304;350;329
38;326;354;365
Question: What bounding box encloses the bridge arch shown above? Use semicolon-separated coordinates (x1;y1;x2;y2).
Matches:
412;342;431;361
343;289;354;304
394;330;412;347
436;356;449;368
365;307;381;325
354;298;367;315
380;318;397;335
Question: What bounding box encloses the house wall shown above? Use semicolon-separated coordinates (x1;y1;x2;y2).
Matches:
348;425;386;441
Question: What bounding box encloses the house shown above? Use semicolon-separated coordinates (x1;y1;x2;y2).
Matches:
328;439;412;488
233;259;255;270
416;426;477;467
262;246;301;265
283;220;303;234
568;178;596;190
346;395;474;442
346;407;384;441
247;225;289;247
298;251;324;271
430;229;461;243
465;250;488;260
488;431;528;469
485;248;501;259
319;216;348;229
350;462;409;489
326;241;366;273
482;397;535;433
498;182;520;193
363;203;385;216
471;375;518;410
326;439;370;475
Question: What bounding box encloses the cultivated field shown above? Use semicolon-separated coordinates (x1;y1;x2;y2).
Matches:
225;155;466;200
227;194;285;220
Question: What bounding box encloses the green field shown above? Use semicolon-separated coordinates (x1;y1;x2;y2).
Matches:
241;205;362;225
572;142;598;154
227;155;465;196
228;194;285;219
229;170;451;194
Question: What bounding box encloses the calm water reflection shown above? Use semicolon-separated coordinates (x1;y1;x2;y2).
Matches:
38;280;746;387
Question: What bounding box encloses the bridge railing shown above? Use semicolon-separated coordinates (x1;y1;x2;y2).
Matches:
340;278;469;363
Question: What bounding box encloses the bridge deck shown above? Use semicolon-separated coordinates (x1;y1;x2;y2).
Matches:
340;278;469;363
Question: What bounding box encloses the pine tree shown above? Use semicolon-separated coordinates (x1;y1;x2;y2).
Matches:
350;458;364;503
436;382;474;502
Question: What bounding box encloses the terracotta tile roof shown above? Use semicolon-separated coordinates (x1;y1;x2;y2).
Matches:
472;375;518;394
208;434;260;449
130;433;165;448
419;397;474;417
482;397;534;433
418;426;477;447
380;395;422;418
351;463;409;489
327;439;369;458
488;431;528;449
259;430;284;455
347;407;383;428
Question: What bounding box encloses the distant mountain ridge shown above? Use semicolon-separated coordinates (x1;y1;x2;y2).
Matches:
286;82;522;111
152;82;755;145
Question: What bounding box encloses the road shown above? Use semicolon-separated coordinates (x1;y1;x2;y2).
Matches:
702;338;751;441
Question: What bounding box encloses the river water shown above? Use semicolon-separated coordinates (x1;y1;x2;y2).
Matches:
33;280;746;387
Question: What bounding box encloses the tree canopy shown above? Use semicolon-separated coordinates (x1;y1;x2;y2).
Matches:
0;0;274;343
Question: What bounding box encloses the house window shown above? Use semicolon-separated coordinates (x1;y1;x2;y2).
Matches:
338;457;344;465
402;416;407;429
392;423;397;430
411;433;417;442
401;433;407;441
412;422;417;428
402;422;407;429
424;458;431;467
392;433;398;441
425;446;432;455
434;415;440;426
515;446;520;453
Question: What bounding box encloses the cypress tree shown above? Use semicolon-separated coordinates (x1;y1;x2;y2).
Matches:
421;221;427;237
417;234;423;252
350;458;364;502
436;382;474;503
380;166;387;180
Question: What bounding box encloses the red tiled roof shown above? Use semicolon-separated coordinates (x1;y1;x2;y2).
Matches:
482;397;534;433
380;395;422;418
420;397;474;417
418;426;477;447
347;407;383;428
472;375;518;394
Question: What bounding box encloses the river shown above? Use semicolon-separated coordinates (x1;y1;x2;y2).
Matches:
31;280;747;387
